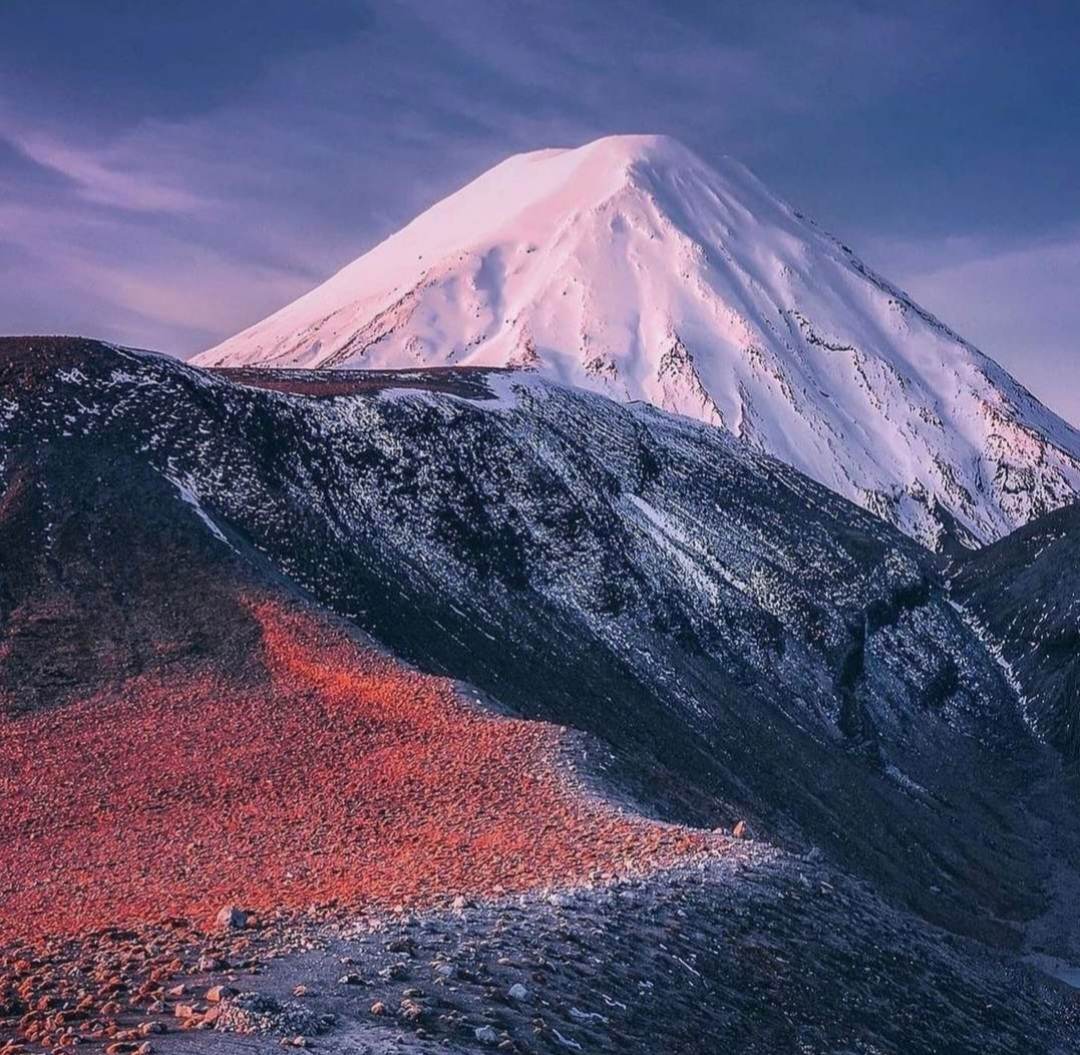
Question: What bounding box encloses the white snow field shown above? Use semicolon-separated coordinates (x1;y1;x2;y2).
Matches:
195;134;1080;547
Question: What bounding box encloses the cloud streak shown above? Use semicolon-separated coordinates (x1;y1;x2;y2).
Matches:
8;131;205;213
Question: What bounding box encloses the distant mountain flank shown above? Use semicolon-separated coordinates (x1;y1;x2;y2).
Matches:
195;134;1080;549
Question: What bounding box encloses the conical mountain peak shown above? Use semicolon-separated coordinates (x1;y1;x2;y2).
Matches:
195;137;1080;548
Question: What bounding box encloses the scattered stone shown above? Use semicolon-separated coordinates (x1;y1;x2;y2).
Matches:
215;992;332;1037
369;1001;386;1016
206;985;237;1003
508;983;529;1001
475;1024;499;1045
732;820;751;840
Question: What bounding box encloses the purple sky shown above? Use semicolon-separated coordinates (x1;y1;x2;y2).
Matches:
3;0;1078;424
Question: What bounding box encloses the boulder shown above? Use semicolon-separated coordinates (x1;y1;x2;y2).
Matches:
215;906;247;931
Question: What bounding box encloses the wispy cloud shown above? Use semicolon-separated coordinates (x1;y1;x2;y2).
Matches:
7;130;205;213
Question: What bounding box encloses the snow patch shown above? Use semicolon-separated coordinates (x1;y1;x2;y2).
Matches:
946;598;1038;738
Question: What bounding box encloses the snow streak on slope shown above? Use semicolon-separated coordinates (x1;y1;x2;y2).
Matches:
951;502;1080;762
196;135;1080;547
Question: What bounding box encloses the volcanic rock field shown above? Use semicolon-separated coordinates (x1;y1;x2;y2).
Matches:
1;337;1079;1054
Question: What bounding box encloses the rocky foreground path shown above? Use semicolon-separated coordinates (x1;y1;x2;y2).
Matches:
6;852;1075;1055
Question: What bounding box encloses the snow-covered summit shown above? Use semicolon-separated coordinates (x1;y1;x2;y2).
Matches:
194;134;1080;547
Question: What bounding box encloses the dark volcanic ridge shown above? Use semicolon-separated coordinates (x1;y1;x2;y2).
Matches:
2;336;1080;1053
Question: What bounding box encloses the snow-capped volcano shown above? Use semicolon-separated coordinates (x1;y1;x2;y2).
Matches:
195;134;1080;546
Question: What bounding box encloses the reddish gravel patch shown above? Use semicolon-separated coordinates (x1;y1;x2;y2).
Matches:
0;596;710;943
212;365;505;400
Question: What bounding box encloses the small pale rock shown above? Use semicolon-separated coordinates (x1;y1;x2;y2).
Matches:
215;905;247;931
475;1025;499;1045
732;820;751;840
508;983;528;1001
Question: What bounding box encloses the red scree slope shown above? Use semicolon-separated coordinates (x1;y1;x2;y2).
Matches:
0;596;709;941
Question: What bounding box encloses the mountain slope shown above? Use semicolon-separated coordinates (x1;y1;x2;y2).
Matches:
5;337;1080;1052
0;350;709;942
8;337;1079;947
951;502;1080;764
195;134;1080;548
